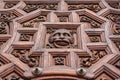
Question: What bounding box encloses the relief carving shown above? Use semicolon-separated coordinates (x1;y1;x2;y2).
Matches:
23;4;57;13
47;29;75;48
114;42;120;51
89;35;101;42
80;50;106;67
20;34;33;41
0;22;8;34
22;16;46;27
80;16;101;28
54;56;65;65
4;3;17;9
115;60;120;69
68;4;101;12
109;3;120;9
58;16;68;22
113;24;120;35
12;49;39;67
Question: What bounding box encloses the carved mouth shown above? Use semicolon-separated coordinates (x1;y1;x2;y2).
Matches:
55;40;69;46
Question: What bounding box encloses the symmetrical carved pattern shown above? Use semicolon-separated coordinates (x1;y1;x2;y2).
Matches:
23;4;58;13
89;35;101;42
12;49;39;67
22;15;46;27
20;34;33;41
0;0;120;80
46;29;75;48
80;16;101;28
58;16;69;22
80;50;107;67
53;55;66;65
68;3;102;12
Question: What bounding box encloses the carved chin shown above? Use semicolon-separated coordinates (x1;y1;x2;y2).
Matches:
54;40;69;48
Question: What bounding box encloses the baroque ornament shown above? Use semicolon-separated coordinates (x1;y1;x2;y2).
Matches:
47;29;74;48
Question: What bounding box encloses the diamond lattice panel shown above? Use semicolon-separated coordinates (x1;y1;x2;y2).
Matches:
0;0;120;80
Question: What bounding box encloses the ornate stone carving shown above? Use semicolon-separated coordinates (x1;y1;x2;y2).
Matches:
58;16;68;22
0;41;6;49
47;29;75;48
106;14;120;24
0;22;8;34
20;34;33;41
0;12;17;21
80;50;107;67
22;15;46;27
89;35;101;42
68;3;101;12
4;3;17;9
113;24;120;35
109;3;120;9
23;4;58;13
12;49;39;67
80;16;101;28
53;56;65;65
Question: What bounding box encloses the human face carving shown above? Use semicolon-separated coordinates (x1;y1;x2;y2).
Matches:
49;29;74;48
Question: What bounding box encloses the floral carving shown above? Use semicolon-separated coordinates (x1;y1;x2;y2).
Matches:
23;4;58;13
113;24;120;35
58;16;68;22
53;56;66;65
0;22;8;34
68;3;101;12
89;35;101;42
47;29;75;48
22;15;46;27
80;16;101;28
20;34;33;41
12;49;39;67
4;2;17;9
109;3;120;9
80;50;107;67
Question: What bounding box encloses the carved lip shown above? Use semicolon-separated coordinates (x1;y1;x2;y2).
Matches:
55;40;69;46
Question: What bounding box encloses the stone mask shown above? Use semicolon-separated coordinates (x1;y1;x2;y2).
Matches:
49;29;74;48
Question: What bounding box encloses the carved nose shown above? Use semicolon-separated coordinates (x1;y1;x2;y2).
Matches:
60;35;64;39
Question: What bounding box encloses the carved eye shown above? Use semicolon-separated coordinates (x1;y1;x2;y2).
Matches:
63;33;70;37
54;33;60;37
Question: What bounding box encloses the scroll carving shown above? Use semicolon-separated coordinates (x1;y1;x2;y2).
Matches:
80;16;101;28
12;49;39;67
46;29;75;48
80;50;107;67
23;4;58;13
68;3;101;12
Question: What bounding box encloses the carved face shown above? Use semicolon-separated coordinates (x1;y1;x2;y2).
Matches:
49;29;74;48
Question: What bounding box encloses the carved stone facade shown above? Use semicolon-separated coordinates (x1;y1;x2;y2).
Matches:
0;0;120;80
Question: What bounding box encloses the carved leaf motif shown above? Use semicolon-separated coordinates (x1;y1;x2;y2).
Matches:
68;4;101;12
12;49;39;67
80;50;106;67
54;56;65;65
